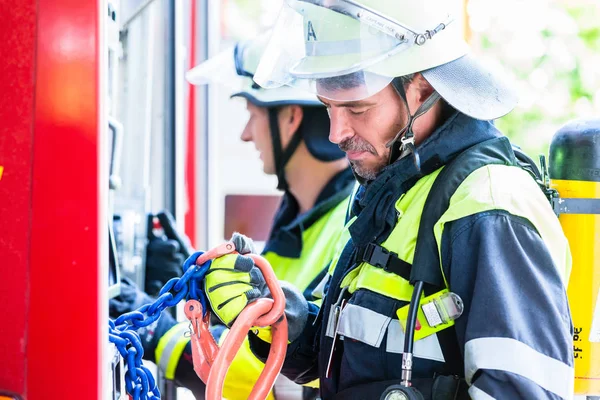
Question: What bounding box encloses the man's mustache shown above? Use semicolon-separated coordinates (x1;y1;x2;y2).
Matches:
339;137;377;155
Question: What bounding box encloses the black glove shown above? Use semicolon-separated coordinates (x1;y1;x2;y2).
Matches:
145;238;186;296
109;277;176;363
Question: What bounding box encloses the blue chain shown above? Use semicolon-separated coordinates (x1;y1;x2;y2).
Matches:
109;251;212;400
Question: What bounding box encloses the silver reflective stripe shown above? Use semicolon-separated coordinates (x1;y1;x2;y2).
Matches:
349;181;360;205
158;322;190;375
305;37;399;57
273;374;304;400
465;337;574;399
297;0;421;39
386;319;445;362
311;273;329;300
468;385;496;400
336;303;390;347
325;304;338;338
326;304;445;362
325;287;348;338
344;181;360;221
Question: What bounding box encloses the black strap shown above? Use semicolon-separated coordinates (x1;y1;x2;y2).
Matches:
354;137;523;378
512;145;542;182
388;78;441;168
268;108;303;191
409;136;517;376
358;243;412;281
358;138;516;287
281;129;304;169
434;328;464;377
410;136;516;287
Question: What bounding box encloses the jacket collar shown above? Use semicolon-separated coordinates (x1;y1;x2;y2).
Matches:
349;112;503;247
263;167;355;258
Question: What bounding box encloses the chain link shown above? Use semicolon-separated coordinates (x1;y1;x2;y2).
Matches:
109;251;212;400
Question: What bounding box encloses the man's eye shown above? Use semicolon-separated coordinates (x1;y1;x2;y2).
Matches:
349;109;366;116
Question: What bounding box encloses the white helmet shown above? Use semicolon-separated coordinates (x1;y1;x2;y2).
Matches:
186;31;321;107
254;0;518;121
186;32;345;191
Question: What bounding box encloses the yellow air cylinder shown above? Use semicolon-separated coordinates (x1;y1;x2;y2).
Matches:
549;119;600;395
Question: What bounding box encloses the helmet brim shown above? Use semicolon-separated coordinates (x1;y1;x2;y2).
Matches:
422;54;518;121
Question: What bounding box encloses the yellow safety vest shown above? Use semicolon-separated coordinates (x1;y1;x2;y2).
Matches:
218;196;351;400
338;163;571;302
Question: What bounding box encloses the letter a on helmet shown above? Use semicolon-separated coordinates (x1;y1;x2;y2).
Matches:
254;0;518;120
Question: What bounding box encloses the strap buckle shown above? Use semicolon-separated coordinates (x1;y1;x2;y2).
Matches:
362;243;394;271
361;243;412;280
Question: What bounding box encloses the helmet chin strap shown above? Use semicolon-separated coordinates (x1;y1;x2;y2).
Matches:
268;108;303;191
387;78;441;170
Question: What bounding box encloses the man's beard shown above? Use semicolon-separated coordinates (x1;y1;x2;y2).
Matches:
339;136;389;181
349;159;387;180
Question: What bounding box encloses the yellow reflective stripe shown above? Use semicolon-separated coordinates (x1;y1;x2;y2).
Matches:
434;165;571;285
328;216;355;275
344;262;413;301
339;169;443;299
254;326;273;343
396;289;455;341
343;164;567;305
155;322;189;380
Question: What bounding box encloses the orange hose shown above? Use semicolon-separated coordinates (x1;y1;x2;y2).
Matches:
185;242;289;400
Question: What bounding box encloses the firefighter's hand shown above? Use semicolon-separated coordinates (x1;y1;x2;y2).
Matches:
109;277;154;318
204;234;266;327
205;233;309;341
145;238;186;296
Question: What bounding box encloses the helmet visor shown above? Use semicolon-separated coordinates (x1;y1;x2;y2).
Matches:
186;45;253;92
254;0;431;101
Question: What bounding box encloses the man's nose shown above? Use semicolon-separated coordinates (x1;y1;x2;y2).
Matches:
328;109;353;145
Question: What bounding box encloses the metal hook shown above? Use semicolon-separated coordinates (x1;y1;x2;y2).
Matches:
401;135;421;171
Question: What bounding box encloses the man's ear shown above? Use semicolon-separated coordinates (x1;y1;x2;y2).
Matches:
407;73;436;110
278;105;304;147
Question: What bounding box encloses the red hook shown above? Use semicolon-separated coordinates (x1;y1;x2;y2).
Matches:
184;242;288;400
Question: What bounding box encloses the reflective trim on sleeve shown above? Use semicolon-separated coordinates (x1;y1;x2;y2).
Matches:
155;322;190;380
468;385;496;400
465;337;574;399
273;374;305;400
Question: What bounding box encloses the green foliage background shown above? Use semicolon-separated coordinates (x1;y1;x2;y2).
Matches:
469;0;600;160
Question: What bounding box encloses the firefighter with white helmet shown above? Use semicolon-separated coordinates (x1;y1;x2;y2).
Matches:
200;1;574;399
